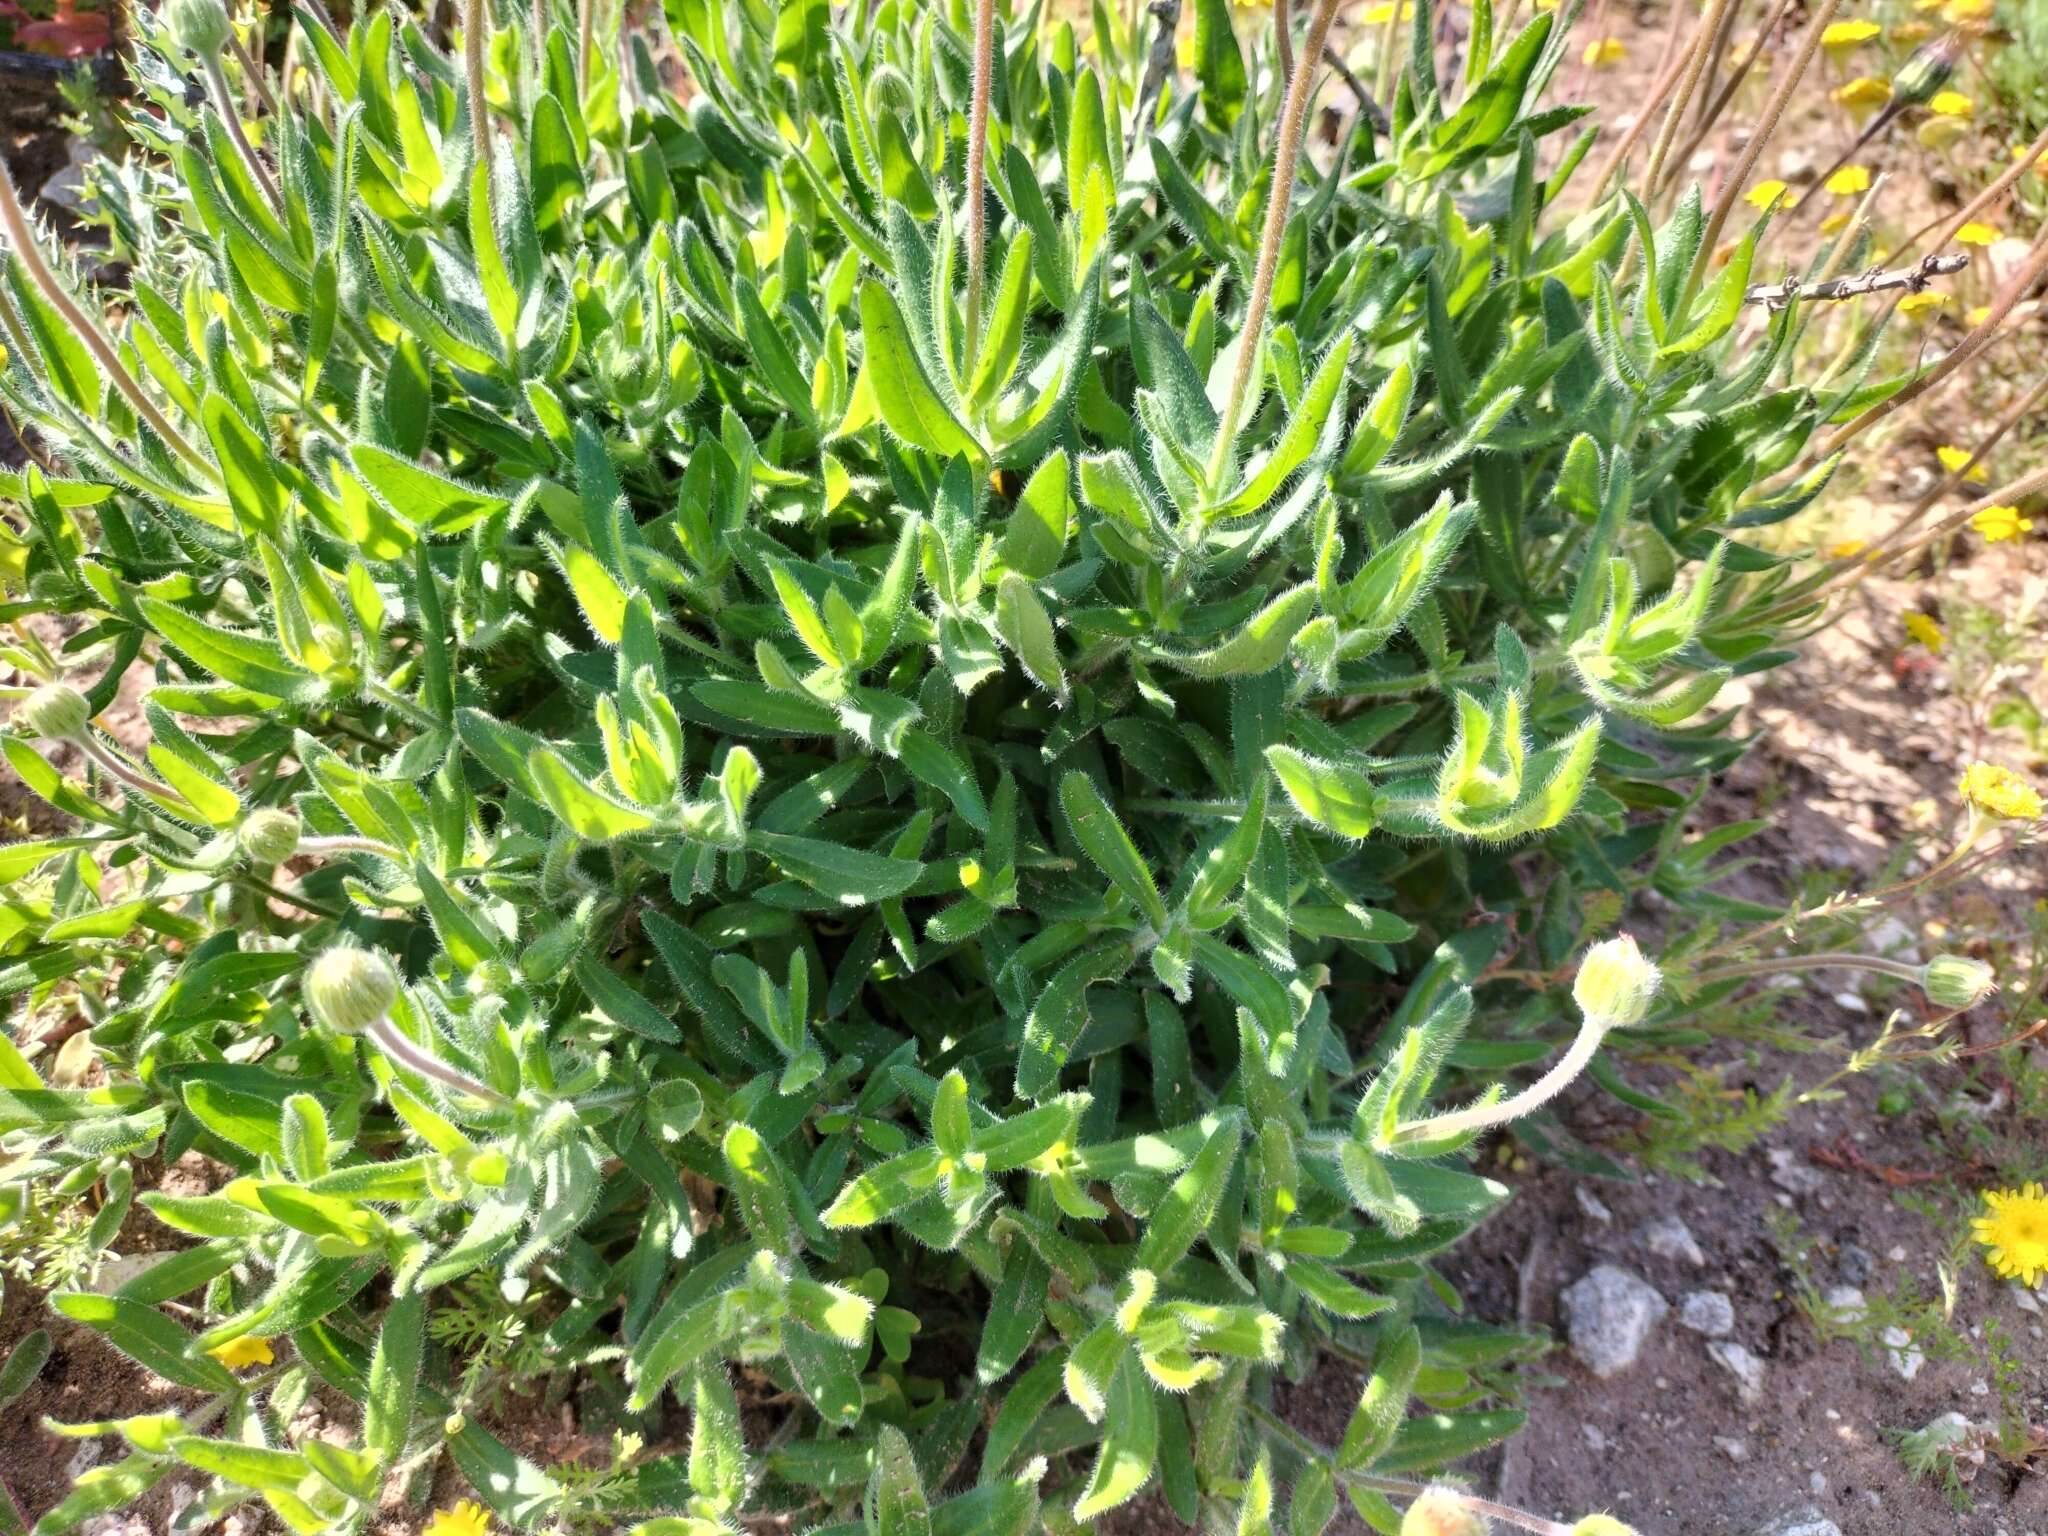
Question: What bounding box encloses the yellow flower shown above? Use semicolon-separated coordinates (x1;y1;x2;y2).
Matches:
1827;538;1868;558
1937;445;1989;482
1955;221;2000;246
1930;89;1975;117
1820;212;1854;234
1903;612;1946;651
1960;761;2045;820
423;1502;494;1536
1825;165;1871;195
1363;1;1414;21
1971;505;2035;541
1941;0;1993;21
1967;304;1992;325
1820;19;1881;47
1583;37;1627;67
1973;1183;2048;1286
1891;18;1934;40
207;1336;275;1370
1832;76;1890;108
1898;290;1948;316
1744;179;1794;209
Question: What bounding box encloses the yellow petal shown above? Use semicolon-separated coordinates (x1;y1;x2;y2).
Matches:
1955;221;2000;246
1825;165;1871;195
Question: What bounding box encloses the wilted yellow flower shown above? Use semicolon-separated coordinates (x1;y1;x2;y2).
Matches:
1821;19;1881;47
423;1504;493;1536
1833;76;1891;108
1828;538;1868;558
1744;179;1794;209
1937;445;1989;482
208;1336;275;1370
1955;222;2000;246
1583;37;1627;67
1930;89;1974;117
1971;505;2035;541
1826;165;1872;195
1960;761;2044;820
1363;0;1414;21
1898;290;1949;316
1903;612;1946;651
1974;1184;2048;1287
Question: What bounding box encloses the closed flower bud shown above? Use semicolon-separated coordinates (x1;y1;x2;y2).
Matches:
304;947;399;1035
1571;1518;1640;1536
16;682;90;741
1921;955;1995;1010
1400;1487;1489;1536
237;808;301;865
1572;935;1661;1029
1889;34;1959;108
165;0;233;55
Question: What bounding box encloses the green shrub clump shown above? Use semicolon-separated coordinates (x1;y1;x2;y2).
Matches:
0;0;1861;1529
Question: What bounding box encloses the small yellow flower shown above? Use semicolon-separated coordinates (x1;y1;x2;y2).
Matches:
1973;1184;2048;1286
1825;165;1872;195
1971;505;2035;541
1930;89;1975;117
1955;221;2000;246
207;1336;275;1370
1903;612;1946;652
1827;538;1868;558
1960;761;2045;820
1967;304;1992;325
1937;445;1989;482
1832;76;1890;109
1583;37;1627;67
1363;1;1414;21
959;857;983;889
1820;212;1854;235
1820;19;1881;47
1941;0;1993;22
1897;290;1948;316
423;1502;494;1536
1744;179;1794;210
1891;18;1934;40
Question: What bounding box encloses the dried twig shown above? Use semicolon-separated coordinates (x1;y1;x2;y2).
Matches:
1127;0;1182;155
1743;251;1969;309
1322;42;1389;132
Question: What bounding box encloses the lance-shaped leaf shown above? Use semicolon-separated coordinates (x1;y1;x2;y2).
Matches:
1059;770;1167;930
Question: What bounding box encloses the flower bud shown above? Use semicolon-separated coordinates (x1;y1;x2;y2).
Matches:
237;808;301;866
1572;935;1661;1029
1921;955;1995;1010
15;683;90;741
304;947;399;1035
1571;1518;1640;1536
1889;33;1959;109
164;0;233;55
1400;1487;1489;1536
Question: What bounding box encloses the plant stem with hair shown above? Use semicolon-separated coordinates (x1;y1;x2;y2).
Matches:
203;56;284;215
964;0;995;373
467;0;498;229
1659;0;1798;196
1640;0;1738;196
1206;0;1343;490
1390;1014;1611;1146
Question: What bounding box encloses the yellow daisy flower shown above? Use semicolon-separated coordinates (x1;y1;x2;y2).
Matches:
1937;445;1989;482
1583;37;1627;67
1832;76;1891;108
1930;89;1974;117
1744;179;1794;209
1972;1184;2048;1286
1971;505;2035;541
424;1502;494;1536
1955;222;2000;246
1826;165;1871;195
1903;612;1946;652
1827;538;1868;558
1898;290;1948;316
207;1336;275;1370
1941;0;1993;22
1960;761;2045;820
1820;19;1881;47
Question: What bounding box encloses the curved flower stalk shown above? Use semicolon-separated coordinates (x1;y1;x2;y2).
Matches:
306;947;509;1105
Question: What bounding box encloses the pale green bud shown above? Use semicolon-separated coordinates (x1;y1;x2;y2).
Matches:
165;0;233;54
16;683;90;741
236;808;301;866
304;947;399;1035
1572;935;1661;1029
1571;1518;1640;1536
1400;1488;1489;1536
1921;955;1995;1010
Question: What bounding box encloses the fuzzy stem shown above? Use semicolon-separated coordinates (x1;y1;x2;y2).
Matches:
0;158;212;477
1207;0;1344;490
467;0;498;231
299;834;407;862
963;0;996;374
1692;951;1924;987
73;732;173;800
1659;0;1797;196
1677;0;1843;319
368;1015;508;1104
576;0;594;95
531;0;550;60
203;57;284;215
1273;0;1294;84
365;680;441;732
227;26;278;115
1391;1015;1611;1146
1640;0;1737;197
1586;23;1696;199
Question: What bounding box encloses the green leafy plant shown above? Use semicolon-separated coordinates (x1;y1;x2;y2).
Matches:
0;0;2032;1531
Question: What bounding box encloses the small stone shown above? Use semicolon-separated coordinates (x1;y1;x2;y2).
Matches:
1835;1243;1874;1287
1715;1435;1750;1463
1809;1471;1828;1497
1640;1214;1707;1266
1768;1147;1824;1196
2012;1284;2040;1315
1708;1339;1767;1403
1886;1245;1908;1263
65;1440;104;1481
1583;1424;1609;1452
1753;1508;1843;1536
1832;990;1868;1014
1866;915;1921;963
1821;1285;1867;1322
1678;1290;1736;1337
1575;1186;1615;1225
1560;1265;1670;1379
1882;1325;1925;1382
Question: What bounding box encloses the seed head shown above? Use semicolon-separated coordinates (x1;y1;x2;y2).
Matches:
1921;955;1995;1010
237;808;301;866
164;0;233;56
304;947;399;1035
15;683;90;741
1572;935;1662;1029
